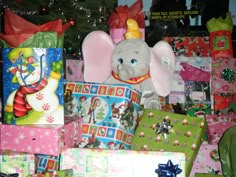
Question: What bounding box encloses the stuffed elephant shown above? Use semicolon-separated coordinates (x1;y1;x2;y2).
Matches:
82;20;176;109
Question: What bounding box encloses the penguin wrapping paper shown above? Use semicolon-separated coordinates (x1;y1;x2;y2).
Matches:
0;150;35;177
64;81;142;150
0;117;82;156
60;148;185;177
2;48;64;125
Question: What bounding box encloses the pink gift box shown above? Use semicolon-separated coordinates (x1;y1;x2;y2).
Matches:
190;143;222;176
211;58;236;94
0;118;82;156
205;114;236;144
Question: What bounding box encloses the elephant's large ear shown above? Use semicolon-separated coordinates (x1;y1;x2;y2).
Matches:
150;41;176;97
82;31;115;82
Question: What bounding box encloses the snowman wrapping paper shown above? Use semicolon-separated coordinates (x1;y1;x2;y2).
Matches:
2;48;64;125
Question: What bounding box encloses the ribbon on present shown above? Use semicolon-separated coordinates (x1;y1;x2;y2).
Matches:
0;8;71;47
155;160;182;177
107;0;145;29
155;116;173;139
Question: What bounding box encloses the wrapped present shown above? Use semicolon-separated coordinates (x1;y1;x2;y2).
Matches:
131;109;207;177
65;59;84;82
27;169;73;177
211;58;236;94
35;154;60;174
189;143;222;176
163;37;210;57
213;93;236;114
0;9;71;48
0;172;19;177
162;56;212;117
0;150;35;177
206;14;234;59
60;148;186;177
168;56;211;105
205;114;236;144
195;174;224;177
0;97;2;124
2;48;64;125
65;82;142;149
0;118;82;156
107;0;145;44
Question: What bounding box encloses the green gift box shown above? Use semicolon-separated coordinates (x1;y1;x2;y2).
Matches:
131;109;207;177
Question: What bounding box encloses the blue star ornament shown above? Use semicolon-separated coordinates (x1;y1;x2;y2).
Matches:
155;160;182;177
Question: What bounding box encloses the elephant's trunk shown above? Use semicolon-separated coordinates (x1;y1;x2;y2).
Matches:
117;64;134;81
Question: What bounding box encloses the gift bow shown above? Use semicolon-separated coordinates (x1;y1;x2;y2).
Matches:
0;8;71;47
155;160;182;177
107;0;145;28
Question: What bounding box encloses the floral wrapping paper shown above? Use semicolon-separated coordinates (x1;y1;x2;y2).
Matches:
131;109;207;177
60;148;186;177
0;150;35;177
190;143;222;176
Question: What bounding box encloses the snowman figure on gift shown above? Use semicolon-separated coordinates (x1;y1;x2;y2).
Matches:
4;48;64;124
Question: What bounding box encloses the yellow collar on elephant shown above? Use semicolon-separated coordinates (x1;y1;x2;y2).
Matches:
112;71;151;84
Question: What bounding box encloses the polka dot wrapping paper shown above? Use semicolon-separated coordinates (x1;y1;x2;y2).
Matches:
131;109;207;177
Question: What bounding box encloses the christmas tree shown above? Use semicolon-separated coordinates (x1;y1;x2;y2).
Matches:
0;0;117;58
0;0;116;101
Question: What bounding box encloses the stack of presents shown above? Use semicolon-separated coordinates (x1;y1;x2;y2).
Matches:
0;1;236;177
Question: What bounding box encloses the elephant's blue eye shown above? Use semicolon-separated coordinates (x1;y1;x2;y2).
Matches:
118;58;123;64
131;58;137;66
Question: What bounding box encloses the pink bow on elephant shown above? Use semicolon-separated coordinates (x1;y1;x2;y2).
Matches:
82;19;176;109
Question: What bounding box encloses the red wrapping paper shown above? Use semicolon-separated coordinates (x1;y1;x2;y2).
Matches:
107;0;145;28
0;8;71;47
